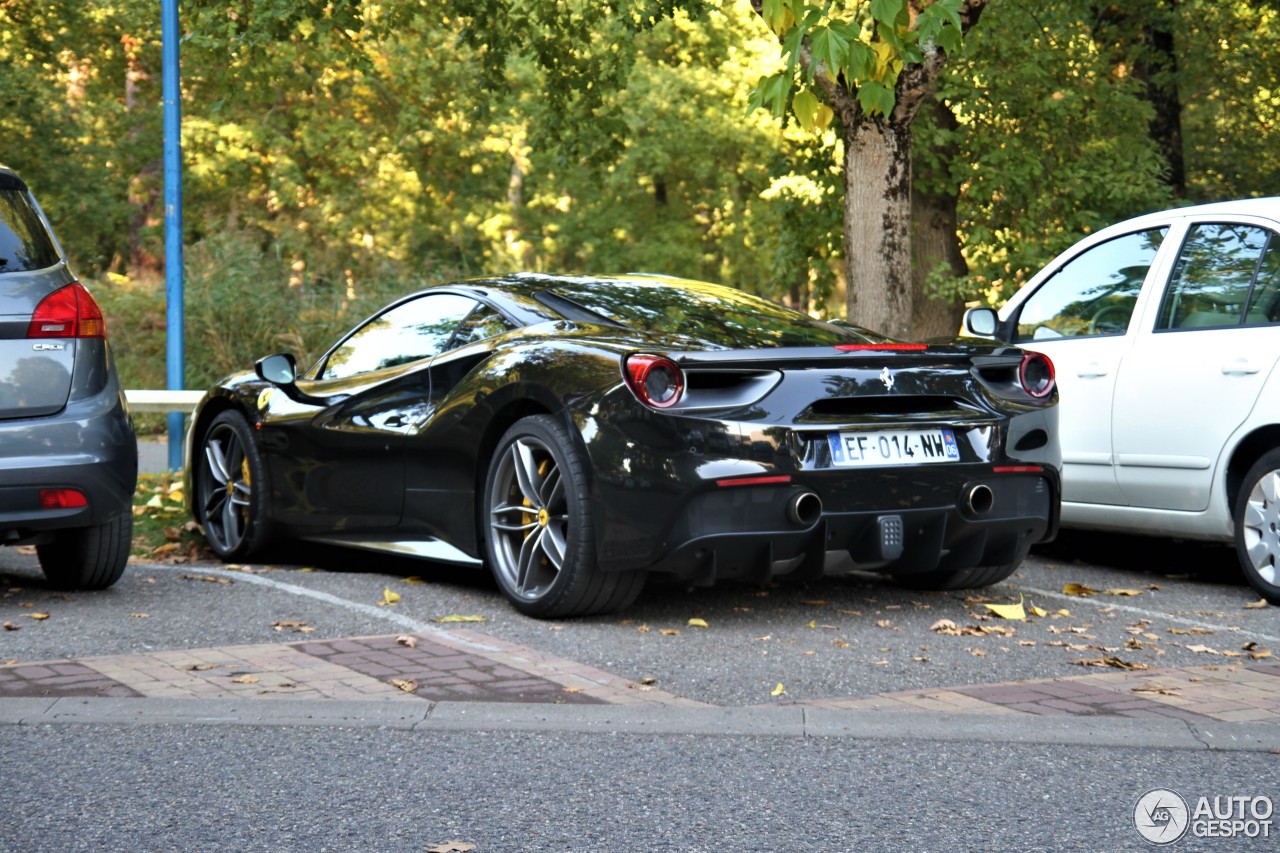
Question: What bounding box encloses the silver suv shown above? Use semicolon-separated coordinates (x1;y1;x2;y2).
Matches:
0;165;136;589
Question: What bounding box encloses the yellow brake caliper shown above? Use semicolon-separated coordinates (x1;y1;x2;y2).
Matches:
521;459;552;566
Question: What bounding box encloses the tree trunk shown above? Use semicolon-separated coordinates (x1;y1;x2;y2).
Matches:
842;118;914;340
910;99;967;340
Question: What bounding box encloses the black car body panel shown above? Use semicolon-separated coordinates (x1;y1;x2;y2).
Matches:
187;273;1060;613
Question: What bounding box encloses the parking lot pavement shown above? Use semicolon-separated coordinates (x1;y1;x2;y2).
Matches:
4;622;1279;730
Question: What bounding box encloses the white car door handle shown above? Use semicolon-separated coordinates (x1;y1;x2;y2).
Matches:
1222;359;1261;375
1076;362;1109;378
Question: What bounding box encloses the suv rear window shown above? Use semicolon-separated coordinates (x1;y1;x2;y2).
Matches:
0;182;58;273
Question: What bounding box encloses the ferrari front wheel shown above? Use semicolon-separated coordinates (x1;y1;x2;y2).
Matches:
483;415;645;618
196;410;272;561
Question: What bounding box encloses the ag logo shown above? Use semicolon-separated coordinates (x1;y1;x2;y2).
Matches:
1134;789;1190;845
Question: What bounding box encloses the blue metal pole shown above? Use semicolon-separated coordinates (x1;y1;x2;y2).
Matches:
161;0;185;471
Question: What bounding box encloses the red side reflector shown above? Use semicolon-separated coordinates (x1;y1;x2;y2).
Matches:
39;488;89;509
715;475;792;488
992;466;1044;474
833;343;928;352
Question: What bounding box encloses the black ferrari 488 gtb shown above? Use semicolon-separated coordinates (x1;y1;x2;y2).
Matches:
186;274;1060;617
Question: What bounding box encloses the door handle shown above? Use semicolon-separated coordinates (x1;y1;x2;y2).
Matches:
1076;362;1109;378
1222;359;1260;376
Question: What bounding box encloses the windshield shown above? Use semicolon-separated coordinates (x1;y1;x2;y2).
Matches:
540;278;886;349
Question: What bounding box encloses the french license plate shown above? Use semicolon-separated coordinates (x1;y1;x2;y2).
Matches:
827;429;960;467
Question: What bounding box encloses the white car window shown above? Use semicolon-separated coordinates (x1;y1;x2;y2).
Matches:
1157;223;1278;330
1013;229;1167;343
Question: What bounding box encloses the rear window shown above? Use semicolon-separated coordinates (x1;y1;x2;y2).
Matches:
540;279;885;349
0;188;59;273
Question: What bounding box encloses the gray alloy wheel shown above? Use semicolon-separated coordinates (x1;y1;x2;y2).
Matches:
36;512;131;590
196;410;272;561
483;415;645;617
1235;449;1280;605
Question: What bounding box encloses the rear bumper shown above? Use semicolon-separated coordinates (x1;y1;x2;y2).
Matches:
0;388;136;543
597;467;1059;583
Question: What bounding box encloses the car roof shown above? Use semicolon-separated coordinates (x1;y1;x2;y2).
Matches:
0;165;28;192
1097;197;1280;237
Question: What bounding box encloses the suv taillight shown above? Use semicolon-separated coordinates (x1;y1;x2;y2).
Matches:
27;282;105;339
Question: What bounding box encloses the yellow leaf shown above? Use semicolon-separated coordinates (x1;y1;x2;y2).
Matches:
982;596;1026;620
404;576;427;585
1029;605;1048;618
1102;588;1143;597
1243;599;1269;610
770;683;786;697
29;613;49;621
231;674;259;684
145;494;164;508
433;614;486;623
687;618;709;628
379;588;402;606
814;104;835;131
1055;609;1071;617
1063;583;1098;597
808;619;817;629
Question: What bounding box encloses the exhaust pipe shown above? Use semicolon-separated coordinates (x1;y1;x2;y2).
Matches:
964;483;995;515
787;491;823;526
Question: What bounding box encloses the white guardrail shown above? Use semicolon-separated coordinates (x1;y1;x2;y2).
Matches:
124;390;206;413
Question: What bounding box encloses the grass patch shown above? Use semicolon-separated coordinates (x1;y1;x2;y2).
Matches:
131;473;212;563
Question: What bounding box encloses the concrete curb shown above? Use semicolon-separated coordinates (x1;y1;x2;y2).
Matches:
3;696;1277;752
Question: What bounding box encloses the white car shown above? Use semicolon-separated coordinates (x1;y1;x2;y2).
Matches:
964;198;1280;605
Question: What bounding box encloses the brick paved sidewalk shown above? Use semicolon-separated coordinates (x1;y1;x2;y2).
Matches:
3;626;1280;725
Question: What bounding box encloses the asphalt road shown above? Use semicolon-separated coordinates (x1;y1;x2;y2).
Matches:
1;533;1274;706
2;532;1278;851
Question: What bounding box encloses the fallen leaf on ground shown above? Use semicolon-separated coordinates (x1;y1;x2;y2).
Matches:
770;683;786;697
128;613;149;619
1132;686;1181;697
875;619;893;629
29;613;48;621
802;599;831;606
187;664;218;672
390;678;418;693
635;624;650;633
395;635;417;648
1029;605;1048;618
1168;627;1214;635
1074;657;1149;670
404;576;427;585
981;597;1026;620
1063;583;1099;597
1243;599;1269;610
272;620;314;633
181;574;233;585
231;675;259;684
1102;588;1143;597
832;639;849;648
433;613;485;623
2;622;18;631
1251;649;1273;660
378;588;402;606
659;628;680;636
930;619;959;633
426;841;476;853
1185;644;1220;654
687;618;709;628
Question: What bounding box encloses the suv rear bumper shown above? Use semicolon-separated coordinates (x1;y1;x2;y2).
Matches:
0;389;136;543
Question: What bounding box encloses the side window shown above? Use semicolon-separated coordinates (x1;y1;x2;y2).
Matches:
1246;237;1280;325
1157;224;1277;330
1013;229;1167;343
0;188;58;273
450;303;513;349
320;293;479;381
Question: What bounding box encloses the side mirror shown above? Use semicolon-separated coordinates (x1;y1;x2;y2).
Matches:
255;353;297;385
963;307;999;338
253;353;339;407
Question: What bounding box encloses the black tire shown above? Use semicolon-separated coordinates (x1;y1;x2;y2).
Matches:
892;561;1020;592
1233;449;1280;606
482;414;645;618
37;512;131;590
195;410;273;561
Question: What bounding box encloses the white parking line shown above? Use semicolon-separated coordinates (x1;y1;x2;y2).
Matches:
1017;585;1280;645
146;564;504;652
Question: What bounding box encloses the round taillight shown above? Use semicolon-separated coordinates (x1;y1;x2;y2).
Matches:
624;354;684;409
1019;352;1055;399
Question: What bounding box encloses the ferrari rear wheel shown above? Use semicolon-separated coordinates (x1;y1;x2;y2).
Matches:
1234;449;1280;606
196;410;272;561
484;415;645;617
